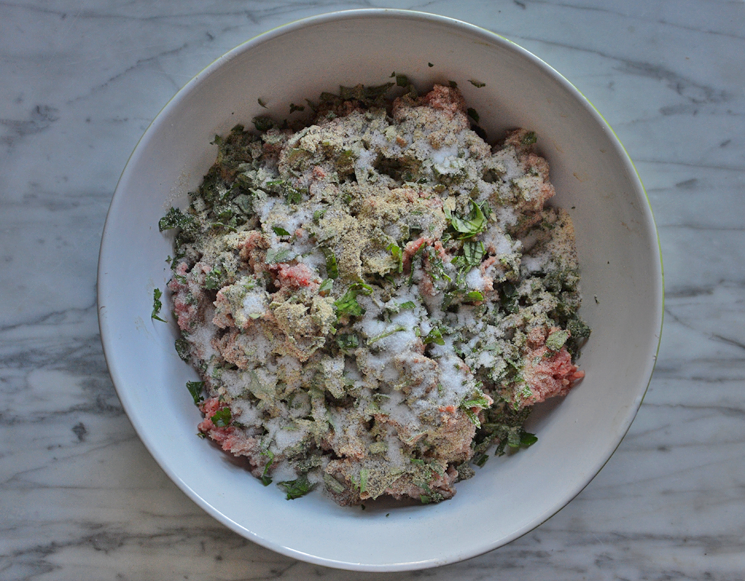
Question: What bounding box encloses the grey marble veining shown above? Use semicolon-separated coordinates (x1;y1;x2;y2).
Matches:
1;0;744;579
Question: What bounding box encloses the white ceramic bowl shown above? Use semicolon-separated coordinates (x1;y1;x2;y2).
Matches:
98;9;663;571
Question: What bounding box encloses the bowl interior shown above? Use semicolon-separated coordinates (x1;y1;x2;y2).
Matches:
98;10;662;571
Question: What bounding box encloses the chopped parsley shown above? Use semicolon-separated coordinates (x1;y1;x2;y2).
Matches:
260;450;274;486
210;407;231;427
186;381;204;405
468;79;486;88
151;288;166;322
272;225;291;237
277;474;314;500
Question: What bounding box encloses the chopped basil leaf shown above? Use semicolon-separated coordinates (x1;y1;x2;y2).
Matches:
386;242;403;273
395;74;409;87
334;288;365;317
467;107;480;123
323;473;346;494
473;453;489;467
522;131;538;145
444;200;486;239
272;225;291;237
465;290;484;302
464;408;481;428
186;381;204;405
462;240;485;267
428;62;434;67
423;326;445;345
265;248;296;264
546;329;569;351
252;116;274;131
151;288;166;322
175;338;190;361
211;407;231;427
289;103;305;113
158;207;194;233
323;248;339;279
261;450;274;486
520;432;538;447
336;333;360;350
319;278;334;294
399;301;416;310
461;395;491;410
204;267;225;290
448;80;458;88
468;79;486;88
277;474;314;500
285;186;303;205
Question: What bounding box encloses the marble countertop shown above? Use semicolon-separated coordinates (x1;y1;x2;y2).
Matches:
2;1;744;579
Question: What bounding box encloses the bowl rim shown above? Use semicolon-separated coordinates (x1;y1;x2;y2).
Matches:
98;7;664;571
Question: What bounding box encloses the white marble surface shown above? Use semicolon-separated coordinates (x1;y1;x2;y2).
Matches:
1;0;744;579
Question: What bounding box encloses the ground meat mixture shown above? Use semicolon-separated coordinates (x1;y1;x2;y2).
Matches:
159;82;590;506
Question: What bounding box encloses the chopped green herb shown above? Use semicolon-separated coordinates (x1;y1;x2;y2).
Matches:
265;248;296;264
158;207;196;233
469;79;486;88
258;98;267;108
334;287;366;317
428;62;434;67
211;407;231;427
252;116;274;131
323;473;346;494
520;432;538;447
386;242;403;273
277;474;314;500
323;248;339;279
462;240;486;267
175;338;190;361
464;408;481;428
522;131;538;145
448;80;458;88
367;325;406;345
319;278;334;295
395;74;410;87
272;225;291;237
151;288;166;322
399;301;416;310
289;103;305;113
423;326;445;346
465;290;484;302
186;381;204;405
444;200;486;239
260;450;274;486
546;329;569;351
467;107;480;123
285;186;303;205
204;267;225;290
336;333;360;350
